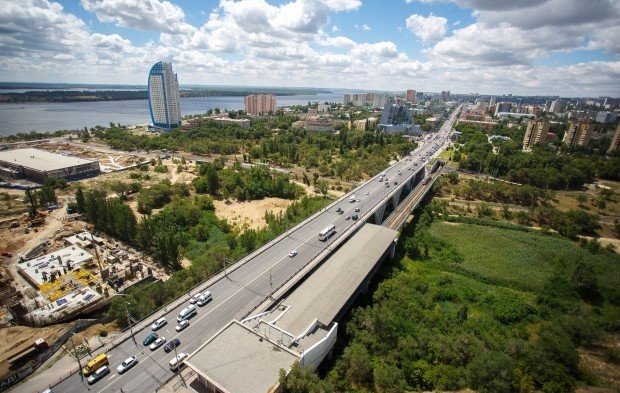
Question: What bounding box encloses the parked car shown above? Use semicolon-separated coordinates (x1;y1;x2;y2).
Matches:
143;332;158;346
164;339;181;353
86;366;110;385
117;356;138;374
151;317;167;331
175;320;190;332
196;291;212;306
150;337;166;351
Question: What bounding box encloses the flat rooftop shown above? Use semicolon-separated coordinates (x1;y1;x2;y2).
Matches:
18;245;93;286
185;320;300;393
0;148;96;172
275;224;398;334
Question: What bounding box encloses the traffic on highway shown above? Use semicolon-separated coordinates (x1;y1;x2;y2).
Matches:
33;107;460;393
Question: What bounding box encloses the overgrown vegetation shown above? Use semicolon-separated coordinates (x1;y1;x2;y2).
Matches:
280;204;620;393
193;162;304;201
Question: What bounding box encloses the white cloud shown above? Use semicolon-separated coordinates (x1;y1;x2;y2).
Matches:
81;0;196;35
319;0;362;11
355;23;371;30
332;25;339;32
406;13;447;41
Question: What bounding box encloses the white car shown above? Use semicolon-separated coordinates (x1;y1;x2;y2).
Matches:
189;293;201;304
169;352;188;371
175;320;189;332
150;317;167;331
196;291;213;306
149;337;166;351
288;250;298;258
117;356;138;374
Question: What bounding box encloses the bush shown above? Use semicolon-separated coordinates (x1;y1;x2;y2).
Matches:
153;164;168;173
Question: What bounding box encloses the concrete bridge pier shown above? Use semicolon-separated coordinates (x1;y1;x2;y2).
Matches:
374;204;386;224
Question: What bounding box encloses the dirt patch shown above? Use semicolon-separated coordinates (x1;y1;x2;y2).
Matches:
213;197;293;231
578;334;620;392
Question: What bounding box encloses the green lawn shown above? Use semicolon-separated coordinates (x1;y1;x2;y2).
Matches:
427;221;620;295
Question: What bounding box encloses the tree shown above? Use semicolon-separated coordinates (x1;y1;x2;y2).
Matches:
75;186;85;213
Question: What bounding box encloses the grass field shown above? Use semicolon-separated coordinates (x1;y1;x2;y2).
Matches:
426;221;620;296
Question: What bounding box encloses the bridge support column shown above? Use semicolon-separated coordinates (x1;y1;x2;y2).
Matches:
374;204;386;223
390;240;397;259
391;188;402;208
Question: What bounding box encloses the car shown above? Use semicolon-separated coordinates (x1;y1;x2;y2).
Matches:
384;178;388;182
150;337;166;351
288;250;298;258
335;207;343;214
351;214;359;220
164;338;181;353
189;293;202;304
175;320;189;332
349;196;356;203
117;356;138;374
151;317;167;331
378;177;383;182
177;304;197;322
364;192;369;195
86;366;110;385
394;181;398;185
345;215;351;220
385;183;390;187
354;207;360;212
197;291;213;306
143;332;158;346
169;352;188;371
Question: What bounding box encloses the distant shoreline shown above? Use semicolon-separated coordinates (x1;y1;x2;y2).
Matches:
0;88;329;104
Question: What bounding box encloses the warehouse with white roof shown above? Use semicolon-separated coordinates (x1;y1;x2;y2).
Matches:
0;148;99;181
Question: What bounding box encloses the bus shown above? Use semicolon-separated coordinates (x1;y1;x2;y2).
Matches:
82;353;109;376
318;224;336;241
421;176;431;185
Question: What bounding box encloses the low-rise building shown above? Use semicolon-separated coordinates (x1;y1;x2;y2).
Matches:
0;148;100;182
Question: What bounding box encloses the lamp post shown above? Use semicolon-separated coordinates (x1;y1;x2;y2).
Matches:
70;333;90;390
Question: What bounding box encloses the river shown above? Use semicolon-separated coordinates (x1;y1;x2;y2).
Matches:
0;91;346;136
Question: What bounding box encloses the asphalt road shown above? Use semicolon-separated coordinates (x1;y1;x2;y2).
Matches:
32;107;459;393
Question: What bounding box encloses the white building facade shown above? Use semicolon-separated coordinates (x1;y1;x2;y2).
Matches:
148;62;181;130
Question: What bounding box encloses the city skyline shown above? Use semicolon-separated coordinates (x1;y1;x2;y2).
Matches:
1;0;619;96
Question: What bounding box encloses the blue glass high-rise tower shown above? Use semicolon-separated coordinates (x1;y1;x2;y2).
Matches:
148;62;181;130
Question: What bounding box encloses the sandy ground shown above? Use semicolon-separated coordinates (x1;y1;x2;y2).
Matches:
213;197;293;231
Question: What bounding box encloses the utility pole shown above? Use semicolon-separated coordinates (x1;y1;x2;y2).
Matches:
125;302;137;347
70;333;89;390
173;343;186;387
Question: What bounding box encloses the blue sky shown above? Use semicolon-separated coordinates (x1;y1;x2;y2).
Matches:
0;0;619;96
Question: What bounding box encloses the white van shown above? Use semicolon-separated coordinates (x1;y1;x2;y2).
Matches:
169;352;188;371
196;291;212;306
177;305;197;322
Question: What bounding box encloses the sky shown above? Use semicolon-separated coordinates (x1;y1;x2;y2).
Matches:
1;0;619;97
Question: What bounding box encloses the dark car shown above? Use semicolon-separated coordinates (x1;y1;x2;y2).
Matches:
143;332;158;346
164;338;181;353
351;214;359;220
335;207;343;214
